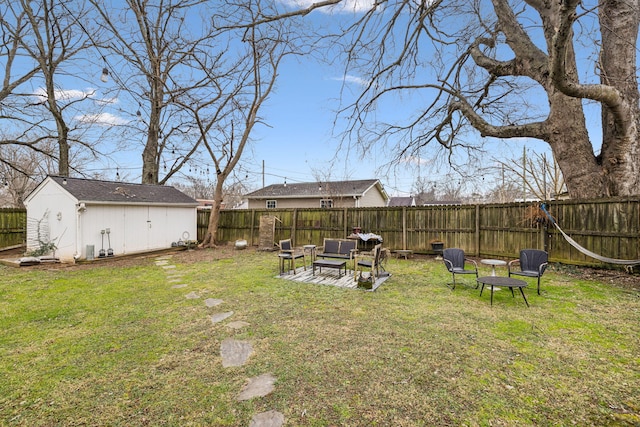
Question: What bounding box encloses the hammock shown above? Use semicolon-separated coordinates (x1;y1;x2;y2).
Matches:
540;203;640;265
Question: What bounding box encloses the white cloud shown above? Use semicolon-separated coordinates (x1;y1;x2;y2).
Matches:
344;74;370;86
400;155;432;166
332;74;370;86
280;0;376;14
32;87;96;102
75;112;129;126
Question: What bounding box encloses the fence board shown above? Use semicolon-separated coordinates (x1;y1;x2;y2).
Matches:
6;198;640;268
0;209;26;249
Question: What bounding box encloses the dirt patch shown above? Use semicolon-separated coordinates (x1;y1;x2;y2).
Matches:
552;264;640;292
0;244;243;271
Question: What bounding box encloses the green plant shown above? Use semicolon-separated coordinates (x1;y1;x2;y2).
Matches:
27;241;57;257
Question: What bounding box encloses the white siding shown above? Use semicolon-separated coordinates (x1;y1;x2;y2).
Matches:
24;179;79;262
25;177;197;263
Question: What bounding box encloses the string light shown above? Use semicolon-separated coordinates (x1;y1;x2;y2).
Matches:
100;67;109;83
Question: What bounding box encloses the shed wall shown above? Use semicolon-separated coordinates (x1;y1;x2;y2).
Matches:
24;179;78;261
79;204;196;259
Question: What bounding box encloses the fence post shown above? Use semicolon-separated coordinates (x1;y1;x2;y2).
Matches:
343;208;348;237
250;210;256;246
475;204;480;256
402;206;407;250
292;208;298;244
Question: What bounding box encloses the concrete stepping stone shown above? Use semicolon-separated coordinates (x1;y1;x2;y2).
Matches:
249;410;285;427
185;291;200;299
171;284;188;289
226;321;250;330
204;298;223;307
167;278;183;283
220;338;252;368
155;260;169;265
210;311;234;324
237;373;277;401
162;265;176;269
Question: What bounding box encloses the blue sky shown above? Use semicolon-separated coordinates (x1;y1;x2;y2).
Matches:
5;0;604;198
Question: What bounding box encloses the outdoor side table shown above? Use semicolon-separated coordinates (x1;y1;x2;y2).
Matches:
481;259;507;276
303;244;317;263
477;276;529;307
395;250;413;260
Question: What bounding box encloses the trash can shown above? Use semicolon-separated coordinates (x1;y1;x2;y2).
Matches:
86;244;95;260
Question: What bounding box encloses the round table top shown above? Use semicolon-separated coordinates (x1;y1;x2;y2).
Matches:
303;244;317;248
481;259;507;266
477;276;527;287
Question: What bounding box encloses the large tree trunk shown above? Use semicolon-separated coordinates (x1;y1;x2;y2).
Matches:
141;90;162;184
598;0;640;196
200;177;225;247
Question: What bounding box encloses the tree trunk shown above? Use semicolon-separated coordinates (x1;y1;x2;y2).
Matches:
200;177;225;247
598;0;640;196
141;94;162;184
545;91;606;198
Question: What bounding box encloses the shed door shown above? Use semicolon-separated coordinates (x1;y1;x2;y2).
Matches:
123;206;152;251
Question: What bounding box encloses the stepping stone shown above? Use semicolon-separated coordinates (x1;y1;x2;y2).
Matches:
171;284;188;289
226;321;250;330
185;291;200;299
220;338;252;367
237;373;277;401
162;265;176;269
204;298;223;307
210;311;234;324
167;278;182;283
156;255;172;260
249;410;285;427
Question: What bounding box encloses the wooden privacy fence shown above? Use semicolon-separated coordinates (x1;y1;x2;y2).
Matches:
199;197;640;267
0;208;26;249
5;198;640;267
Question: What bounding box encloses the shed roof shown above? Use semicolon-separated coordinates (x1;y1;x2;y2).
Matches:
245;179;387;200
388;196;416;207
44;176;198;205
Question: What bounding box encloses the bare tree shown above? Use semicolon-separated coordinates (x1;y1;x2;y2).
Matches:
196;0;299;246
89;0;219;184
0;0;97;176
0;142;58;207
333;0;640;198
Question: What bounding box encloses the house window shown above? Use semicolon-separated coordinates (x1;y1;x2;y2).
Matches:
320;199;333;208
266;200;277;209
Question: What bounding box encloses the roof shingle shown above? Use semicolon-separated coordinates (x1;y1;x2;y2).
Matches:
245;179;382;199
48;176;198;205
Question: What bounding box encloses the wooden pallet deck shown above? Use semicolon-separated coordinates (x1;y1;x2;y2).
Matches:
277;268;390;291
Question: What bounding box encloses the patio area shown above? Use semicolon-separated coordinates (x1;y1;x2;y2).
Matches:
276;266;391;291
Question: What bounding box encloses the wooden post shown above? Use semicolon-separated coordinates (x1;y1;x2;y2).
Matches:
343;208;348;238
402;206;407;250
475;204;481;257
292;208;298;245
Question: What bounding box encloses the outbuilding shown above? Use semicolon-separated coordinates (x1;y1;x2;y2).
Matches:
23;176;198;262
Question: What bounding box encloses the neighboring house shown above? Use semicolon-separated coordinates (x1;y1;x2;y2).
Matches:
23;176;198;263
244;179;389;209
388;196;416;207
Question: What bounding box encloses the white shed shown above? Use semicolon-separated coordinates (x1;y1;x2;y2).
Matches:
23;176;199;262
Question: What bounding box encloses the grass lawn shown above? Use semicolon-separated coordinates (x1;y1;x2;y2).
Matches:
1;248;639;426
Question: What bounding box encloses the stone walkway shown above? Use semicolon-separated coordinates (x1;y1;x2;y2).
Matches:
155;255;284;427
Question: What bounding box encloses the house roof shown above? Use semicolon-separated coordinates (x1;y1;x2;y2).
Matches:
388;196;416;207
41;176;198;205
245;179;388;200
